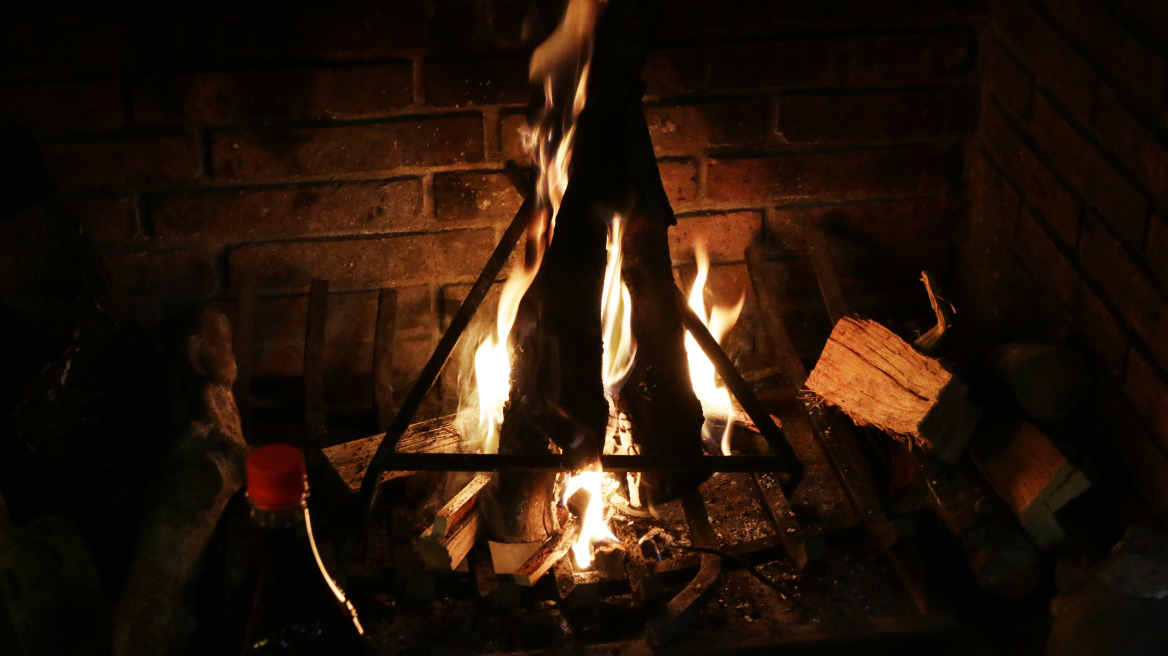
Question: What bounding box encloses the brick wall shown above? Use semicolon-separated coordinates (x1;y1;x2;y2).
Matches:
0;0;983;424
962;0;1168;521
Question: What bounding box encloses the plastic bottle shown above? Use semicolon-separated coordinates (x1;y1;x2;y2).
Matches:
240;444;377;655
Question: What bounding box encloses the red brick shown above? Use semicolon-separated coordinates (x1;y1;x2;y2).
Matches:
981;36;1033;121
426;55;530;107
646;98;770;154
1017;208;1076;305
1114;0;1168;46
433;171;522;224
42;135;201;187
1038;0;1165;111
211;115;484;179
643;47;705;98
0;80;122;133
981;104;1079;245
1093;84;1168;207
1125;350;1168;450
776;197;966;247
771;0;987;24
132;64;414;125
228;229;497;293
61;195;137;245
1032;94;1149;247
669;211;762;264
194;3;483;62
1148;216;1168;288
706;144;960;204
497;109;530;163
153;179;423;239
1068;281;1128;379
992;0;1099;120
102;248;217;299
657;159;698;207
708;29;975;91
1080;212;1168;370
969;150;1022;238
779;86;977;143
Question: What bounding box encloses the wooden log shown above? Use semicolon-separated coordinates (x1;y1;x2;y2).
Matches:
805;316;980;457
419;508;479;570
323;415;463;492
433;472;490;538
513;522;581;587
991;342;1090;423
971;419;1091;549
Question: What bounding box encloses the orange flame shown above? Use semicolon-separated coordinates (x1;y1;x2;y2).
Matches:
562;468;618;568
684;242;745;456
601;215;636;394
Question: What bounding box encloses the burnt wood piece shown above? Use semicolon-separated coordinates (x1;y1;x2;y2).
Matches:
747;472;820;570
359;196;536;501
419;507;479;571
305;280;328;450
806;317;980;457
675;286;803;492
433;472;490;538
644;492;721;646
513;522;581;587
324;415;463;491
373;288;398;432
113;308;249;656
746;245;899;548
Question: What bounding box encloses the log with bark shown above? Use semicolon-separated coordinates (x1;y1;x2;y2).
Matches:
991;342;1091;423
805;316;980;462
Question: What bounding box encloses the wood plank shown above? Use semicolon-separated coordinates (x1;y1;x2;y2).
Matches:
419;508;478;570
433;473;490;538
323;415;463;492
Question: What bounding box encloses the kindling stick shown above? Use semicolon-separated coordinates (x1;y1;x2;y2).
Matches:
359;196;537;502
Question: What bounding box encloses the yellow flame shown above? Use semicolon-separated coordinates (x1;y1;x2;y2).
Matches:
523;0;602;235
563;469;618;568
684;241;745;456
601;215;636;394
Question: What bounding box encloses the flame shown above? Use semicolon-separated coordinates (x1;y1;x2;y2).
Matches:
562;469;618;568
601;215;636;394
523;0;603;235
684;242;745;456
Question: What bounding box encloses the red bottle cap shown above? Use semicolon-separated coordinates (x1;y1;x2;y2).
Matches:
247;444;307;510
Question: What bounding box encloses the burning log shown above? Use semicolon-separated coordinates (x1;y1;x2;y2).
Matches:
805;317;980;460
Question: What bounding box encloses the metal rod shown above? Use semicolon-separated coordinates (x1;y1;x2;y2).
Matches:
375;452;793;474
360;196;537;500
673;286;804;492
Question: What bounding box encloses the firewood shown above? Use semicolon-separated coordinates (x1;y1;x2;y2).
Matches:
971;419;1091;549
805;316;980;460
487;540;544;575
419;508;479;570
992;342;1090;423
512;522;582;587
322;415;463;492
433;473;490;538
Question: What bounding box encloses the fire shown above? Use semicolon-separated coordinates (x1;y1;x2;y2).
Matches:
684;242;745;456
562;469;618;568
601;215;636;394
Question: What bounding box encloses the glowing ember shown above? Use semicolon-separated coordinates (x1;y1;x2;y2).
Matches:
601;215;636;395
684;241;745;456
562;469;618;568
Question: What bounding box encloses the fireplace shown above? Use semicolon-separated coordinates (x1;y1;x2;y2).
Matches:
2;0;1167;654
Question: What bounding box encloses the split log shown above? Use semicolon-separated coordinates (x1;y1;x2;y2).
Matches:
323;415;463;492
433;472;490;538
419;508;479;571
805;317;980;461
513;523;581;587
991;342;1090;423
971;419;1091;549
